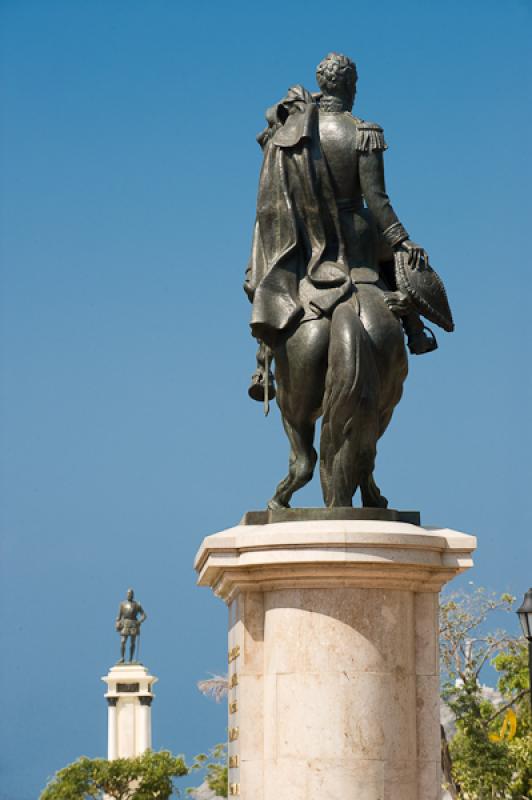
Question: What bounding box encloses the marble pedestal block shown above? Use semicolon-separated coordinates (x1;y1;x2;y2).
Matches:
102;663;157;759
195;519;476;800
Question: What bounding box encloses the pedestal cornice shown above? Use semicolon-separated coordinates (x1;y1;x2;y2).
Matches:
194;520;476;601
102;663;158;700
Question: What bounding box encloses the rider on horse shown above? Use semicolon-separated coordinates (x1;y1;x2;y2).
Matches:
245;53;453;508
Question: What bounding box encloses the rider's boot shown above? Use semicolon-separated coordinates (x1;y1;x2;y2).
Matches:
403;312;438;355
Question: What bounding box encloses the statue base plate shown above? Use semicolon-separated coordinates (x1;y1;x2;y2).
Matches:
240;506;420;526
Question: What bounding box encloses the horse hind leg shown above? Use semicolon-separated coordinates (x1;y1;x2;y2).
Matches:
268;316;328;509
359;399;403;508
268;418;317;510
359;368;406;508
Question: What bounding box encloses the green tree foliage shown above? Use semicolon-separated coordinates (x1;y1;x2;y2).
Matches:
188;745;228;798
40;750;188;800
440;589;531;799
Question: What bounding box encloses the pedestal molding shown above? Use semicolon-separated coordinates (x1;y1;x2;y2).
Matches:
195;521;476;602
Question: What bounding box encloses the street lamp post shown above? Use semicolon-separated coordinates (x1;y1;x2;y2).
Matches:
516;588;532;715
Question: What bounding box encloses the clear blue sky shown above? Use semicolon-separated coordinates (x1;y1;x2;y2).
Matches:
1;0;531;797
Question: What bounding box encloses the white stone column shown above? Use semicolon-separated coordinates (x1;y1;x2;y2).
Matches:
137;696;152;753
102;663;157;759
195;519;476;800
107;698;118;759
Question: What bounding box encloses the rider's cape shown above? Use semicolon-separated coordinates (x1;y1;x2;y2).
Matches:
244;85;351;348
245;85;454;345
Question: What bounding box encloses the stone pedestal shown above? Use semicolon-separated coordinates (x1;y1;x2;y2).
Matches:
194;519;476;800
102;663;157;759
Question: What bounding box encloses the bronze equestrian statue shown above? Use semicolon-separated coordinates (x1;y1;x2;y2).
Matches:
245;53;453;510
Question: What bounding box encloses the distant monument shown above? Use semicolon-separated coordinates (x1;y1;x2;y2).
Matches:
244;52;453;511
103;589;157;759
195;52;475;800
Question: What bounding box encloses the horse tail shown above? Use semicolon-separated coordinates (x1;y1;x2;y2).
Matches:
320;300;380;506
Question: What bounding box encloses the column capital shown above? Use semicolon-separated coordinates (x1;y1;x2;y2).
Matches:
139;696;153;706
107;697;118;707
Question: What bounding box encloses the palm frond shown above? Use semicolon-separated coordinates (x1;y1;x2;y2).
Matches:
197;674;228;703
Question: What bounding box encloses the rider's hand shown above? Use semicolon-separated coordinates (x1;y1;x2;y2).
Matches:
398;239;430;271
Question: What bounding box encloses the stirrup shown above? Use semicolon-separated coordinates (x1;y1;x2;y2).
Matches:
248;369;276;402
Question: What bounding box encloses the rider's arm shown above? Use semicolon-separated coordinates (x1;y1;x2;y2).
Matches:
358;155;408;247
358;124;430;270
356;121;409;249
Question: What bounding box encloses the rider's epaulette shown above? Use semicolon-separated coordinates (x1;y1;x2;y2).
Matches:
355;120;387;153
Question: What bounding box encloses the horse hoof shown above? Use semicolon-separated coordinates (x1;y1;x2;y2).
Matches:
267;497;290;511
361;479;388;509
363;493;388;509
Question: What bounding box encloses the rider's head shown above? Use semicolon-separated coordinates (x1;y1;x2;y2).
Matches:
127;588;134;600
316;53;357;109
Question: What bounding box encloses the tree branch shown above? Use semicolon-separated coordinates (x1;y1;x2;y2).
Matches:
485;690;529;724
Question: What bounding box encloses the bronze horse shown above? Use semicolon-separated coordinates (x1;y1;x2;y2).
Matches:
245;55;453;509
